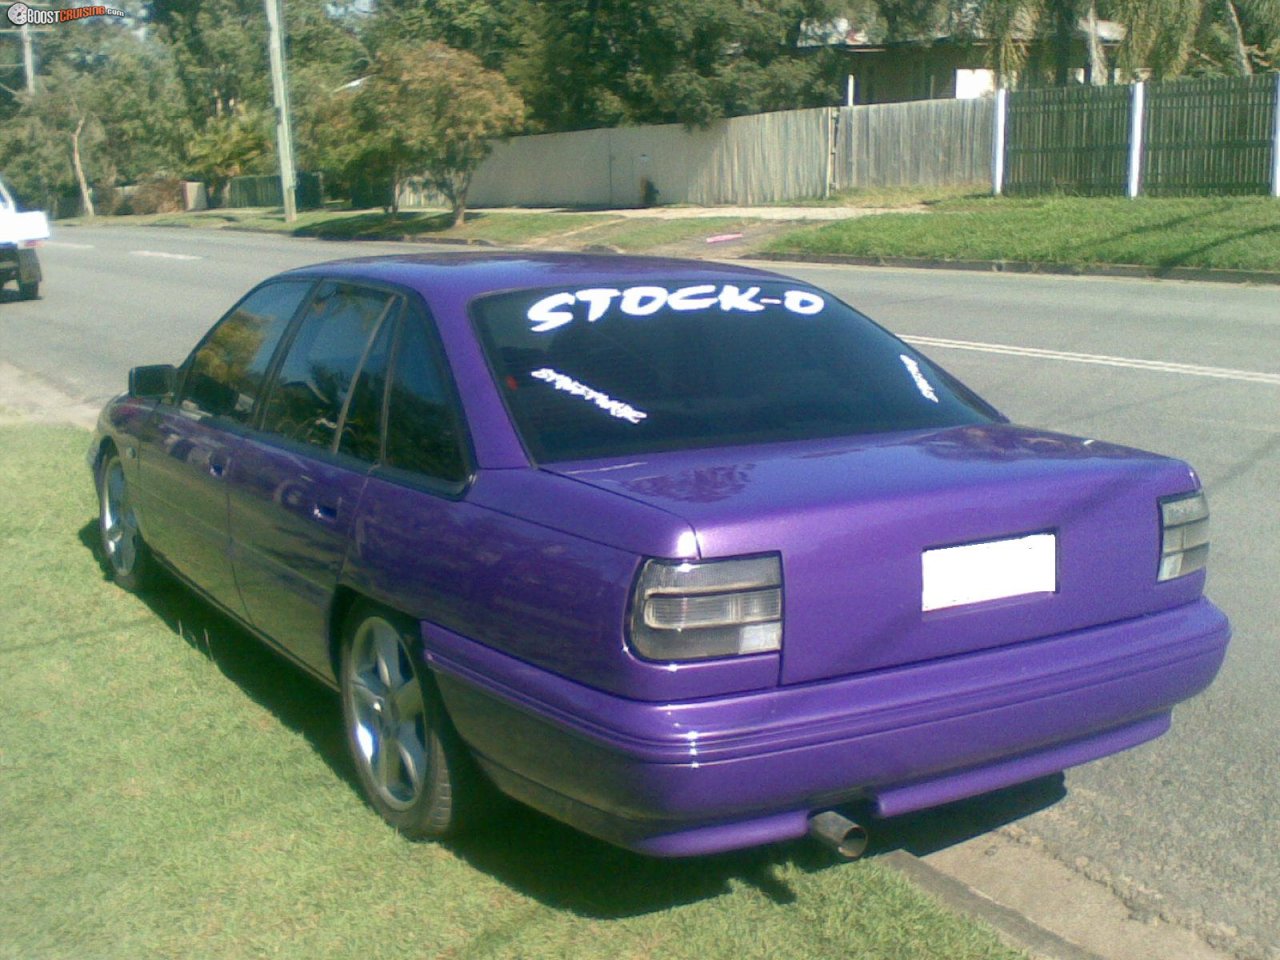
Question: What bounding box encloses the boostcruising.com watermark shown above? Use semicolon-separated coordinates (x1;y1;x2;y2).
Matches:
6;2;125;26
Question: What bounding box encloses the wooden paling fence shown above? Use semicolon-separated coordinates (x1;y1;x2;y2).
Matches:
394;74;1280;209
832;98;994;190
998;74;1280;197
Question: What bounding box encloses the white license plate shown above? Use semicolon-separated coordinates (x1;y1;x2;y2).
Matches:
922;533;1057;612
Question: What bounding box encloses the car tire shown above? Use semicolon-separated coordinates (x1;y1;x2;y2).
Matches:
339;603;479;839
18;280;38;300
97;449;154;591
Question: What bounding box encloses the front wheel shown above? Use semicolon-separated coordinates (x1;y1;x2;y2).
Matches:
98;450;153;591
339;604;480;838
17;279;38;300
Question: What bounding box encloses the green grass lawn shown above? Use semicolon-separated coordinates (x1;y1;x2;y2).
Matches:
0;423;1027;960
767;196;1280;273
774;184;989;209
78;194;1280;273
567;216;761;251
83;206;758;252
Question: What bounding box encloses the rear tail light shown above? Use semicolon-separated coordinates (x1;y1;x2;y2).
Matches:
1158;491;1210;581
629;554;782;661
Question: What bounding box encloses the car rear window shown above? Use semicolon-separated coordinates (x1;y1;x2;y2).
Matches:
472;280;996;463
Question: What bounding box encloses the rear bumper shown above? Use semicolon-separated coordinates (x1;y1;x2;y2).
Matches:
426;598;1229;857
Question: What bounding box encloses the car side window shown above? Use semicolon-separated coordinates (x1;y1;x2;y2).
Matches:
337;308;397;462
384;308;468;484
180;280;313;422
259;283;399;451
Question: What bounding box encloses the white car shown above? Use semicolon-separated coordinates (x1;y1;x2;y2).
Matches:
0;177;47;300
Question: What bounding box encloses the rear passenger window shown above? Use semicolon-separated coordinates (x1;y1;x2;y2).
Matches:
260;283;397;450
384;310;468;484
338;313;396;462
181;280;312;422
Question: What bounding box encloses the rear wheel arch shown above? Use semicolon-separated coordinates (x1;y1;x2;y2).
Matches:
327;585;364;682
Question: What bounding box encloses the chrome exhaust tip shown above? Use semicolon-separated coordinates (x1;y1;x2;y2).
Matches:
808;810;869;860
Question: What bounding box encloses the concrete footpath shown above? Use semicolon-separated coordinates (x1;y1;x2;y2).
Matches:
900;831;1237;960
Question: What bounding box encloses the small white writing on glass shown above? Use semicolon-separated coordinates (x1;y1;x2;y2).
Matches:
530;368;649;424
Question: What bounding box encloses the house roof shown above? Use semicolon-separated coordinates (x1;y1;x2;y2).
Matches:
801;17;1125;53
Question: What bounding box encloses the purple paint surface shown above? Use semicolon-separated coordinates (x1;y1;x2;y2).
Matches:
92;253;1231;857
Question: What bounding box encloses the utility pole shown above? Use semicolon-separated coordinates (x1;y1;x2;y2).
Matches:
2;23;48;97
21;23;34;93
264;0;297;223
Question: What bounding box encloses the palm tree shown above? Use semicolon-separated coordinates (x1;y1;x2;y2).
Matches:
980;0;1104;87
1217;0;1280;73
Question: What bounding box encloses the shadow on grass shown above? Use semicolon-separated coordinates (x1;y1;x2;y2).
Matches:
78;518;1063;918
1151;220;1280;273
291;211;467;240
1015;198;1279;273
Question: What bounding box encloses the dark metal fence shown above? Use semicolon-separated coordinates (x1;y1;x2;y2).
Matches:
1002;73;1280;197
1004;85;1130;195
227;173;324;210
1143;75;1278;196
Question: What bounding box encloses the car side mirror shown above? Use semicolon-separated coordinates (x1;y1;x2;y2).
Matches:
128;364;177;399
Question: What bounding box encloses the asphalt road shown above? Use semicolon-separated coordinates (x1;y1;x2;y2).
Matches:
6;224;1278;957
781;262;1280;959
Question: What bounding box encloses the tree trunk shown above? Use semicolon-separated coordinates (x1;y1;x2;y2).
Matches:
1052;0;1074;86
450;171;472;228
71;116;95;218
1085;2;1108;85
1223;0;1252;74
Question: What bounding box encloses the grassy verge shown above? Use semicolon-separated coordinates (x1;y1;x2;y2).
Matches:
569;216;761;250
72;207;765;254
766;195;1280;273
774;183;989;209
0;423;1027;960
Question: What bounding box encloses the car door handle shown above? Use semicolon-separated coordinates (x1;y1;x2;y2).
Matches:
311;502;338;523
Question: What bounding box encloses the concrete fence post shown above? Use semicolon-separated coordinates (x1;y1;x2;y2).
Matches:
1271;73;1280;198
1127;81;1146;199
992;88;1008;196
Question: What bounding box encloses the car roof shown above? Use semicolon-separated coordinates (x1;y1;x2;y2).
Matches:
280;252;793;306
274;252;809;471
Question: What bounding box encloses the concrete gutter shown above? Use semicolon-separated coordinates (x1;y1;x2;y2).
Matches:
884;831;1240;960
884;850;1107;960
751;251;1280;286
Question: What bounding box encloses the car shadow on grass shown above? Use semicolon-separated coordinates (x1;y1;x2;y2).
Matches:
79;517;1065;919
440;774;1063;918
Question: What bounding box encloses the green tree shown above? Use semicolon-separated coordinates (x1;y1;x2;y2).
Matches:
364;0;526;70
186;110;273;206
0;18;188;214
1193;0;1280;73
333;39;524;223
876;0;952;38
147;0;270;122
0;105;72;213
976;0;1097;86
504;0;847;131
1110;0;1204;78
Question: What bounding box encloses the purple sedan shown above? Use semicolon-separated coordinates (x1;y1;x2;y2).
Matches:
89;253;1229;858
